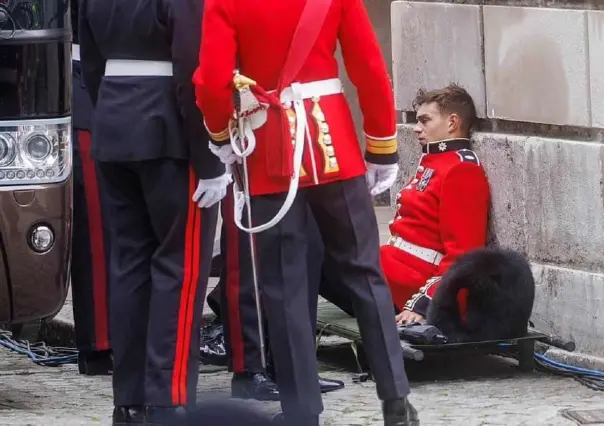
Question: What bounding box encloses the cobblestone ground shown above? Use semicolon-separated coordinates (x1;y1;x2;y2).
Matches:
2;210;603;425
1;338;603;425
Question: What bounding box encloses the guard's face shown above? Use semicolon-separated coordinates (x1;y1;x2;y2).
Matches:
413;102;455;146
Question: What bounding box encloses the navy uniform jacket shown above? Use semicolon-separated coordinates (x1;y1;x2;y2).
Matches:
72;0;94;131
78;0;224;180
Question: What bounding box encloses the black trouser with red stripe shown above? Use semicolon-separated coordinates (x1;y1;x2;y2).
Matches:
97;159;218;408
71;129;111;352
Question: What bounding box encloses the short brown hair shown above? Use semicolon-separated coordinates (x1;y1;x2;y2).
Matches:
412;84;477;132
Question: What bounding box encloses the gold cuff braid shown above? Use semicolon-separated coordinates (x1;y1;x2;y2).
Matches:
204;120;230;142
365;135;397;155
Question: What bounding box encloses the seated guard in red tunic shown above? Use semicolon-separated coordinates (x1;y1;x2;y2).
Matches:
381;85;491;325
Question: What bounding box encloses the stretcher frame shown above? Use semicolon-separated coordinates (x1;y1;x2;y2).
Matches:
315;300;568;372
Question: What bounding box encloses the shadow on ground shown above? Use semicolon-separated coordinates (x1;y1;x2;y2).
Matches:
316;341;540;385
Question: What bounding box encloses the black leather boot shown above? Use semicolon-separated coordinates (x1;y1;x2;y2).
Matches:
382;398;420;426
111;406;145;425
318;376;344;393
78;350;113;376
231;372;280;401
145;406;188;426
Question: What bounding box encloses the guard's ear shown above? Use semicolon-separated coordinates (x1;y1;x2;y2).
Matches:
448;113;460;133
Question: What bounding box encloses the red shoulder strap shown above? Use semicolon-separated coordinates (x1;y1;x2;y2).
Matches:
277;0;333;91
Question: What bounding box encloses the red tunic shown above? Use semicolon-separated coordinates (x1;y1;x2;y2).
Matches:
194;0;398;195
380;139;491;315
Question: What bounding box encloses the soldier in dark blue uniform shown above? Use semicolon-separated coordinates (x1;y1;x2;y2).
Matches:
203;204;345;399
203;185;280;401
78;0;230;424
70;0;112;376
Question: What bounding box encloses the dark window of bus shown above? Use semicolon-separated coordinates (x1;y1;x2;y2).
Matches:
0;0;69;31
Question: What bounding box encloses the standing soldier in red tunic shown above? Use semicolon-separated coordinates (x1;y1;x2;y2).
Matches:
194;0;419;425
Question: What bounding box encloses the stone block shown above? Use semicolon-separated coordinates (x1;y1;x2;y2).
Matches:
391;2;486;117
589;11;604;128
483;6;590;127
531;263;604;356
475;133;604;271
522;138;604;269
337;0;394;145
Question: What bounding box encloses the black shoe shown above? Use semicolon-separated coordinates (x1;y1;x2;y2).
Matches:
145;406;188;426
382;398;420;426
231;372;280;401
78;350;113;376
199;320;227;366
319;376;344;393
111;406;145;425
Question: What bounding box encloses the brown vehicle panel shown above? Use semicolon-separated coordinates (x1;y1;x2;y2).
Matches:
0;176;72;324
0;239;10;323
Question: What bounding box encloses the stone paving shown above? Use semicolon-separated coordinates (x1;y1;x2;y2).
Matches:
1;333;604;425
2;208;604;425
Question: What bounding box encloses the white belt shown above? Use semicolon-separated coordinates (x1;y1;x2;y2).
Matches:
388;236;444;266
104;59;173;77
72;44;80;61
274;78;343;103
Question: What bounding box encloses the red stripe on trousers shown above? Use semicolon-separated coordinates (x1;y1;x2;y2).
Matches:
77;130;110;351
224;186;244;373
171;168;202;406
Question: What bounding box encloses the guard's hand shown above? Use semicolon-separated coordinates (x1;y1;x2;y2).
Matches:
192;173;232;209
396;310;425;325
208;141;240;165
365;162;399;196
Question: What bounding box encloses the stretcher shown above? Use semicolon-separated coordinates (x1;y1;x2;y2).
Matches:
315;300;575;372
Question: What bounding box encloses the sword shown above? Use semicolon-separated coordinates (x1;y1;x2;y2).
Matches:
232;70;267;369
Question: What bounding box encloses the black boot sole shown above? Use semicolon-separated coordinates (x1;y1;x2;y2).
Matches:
320;383;345;394
78;358;113;376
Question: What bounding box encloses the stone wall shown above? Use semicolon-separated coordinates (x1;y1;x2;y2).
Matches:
337;0;394;145
390;1;604;356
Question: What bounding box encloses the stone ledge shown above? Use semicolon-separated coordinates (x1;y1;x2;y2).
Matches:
544;347;604;373
531;262;604;356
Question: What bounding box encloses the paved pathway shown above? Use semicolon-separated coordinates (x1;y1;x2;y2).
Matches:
1;341;603;425
3;207;604;425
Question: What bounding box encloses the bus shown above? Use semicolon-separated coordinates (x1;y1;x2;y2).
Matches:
0;0;71;336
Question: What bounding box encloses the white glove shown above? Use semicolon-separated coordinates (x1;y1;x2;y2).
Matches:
208;141;240;165
365;162;399;196
192;173;233;208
